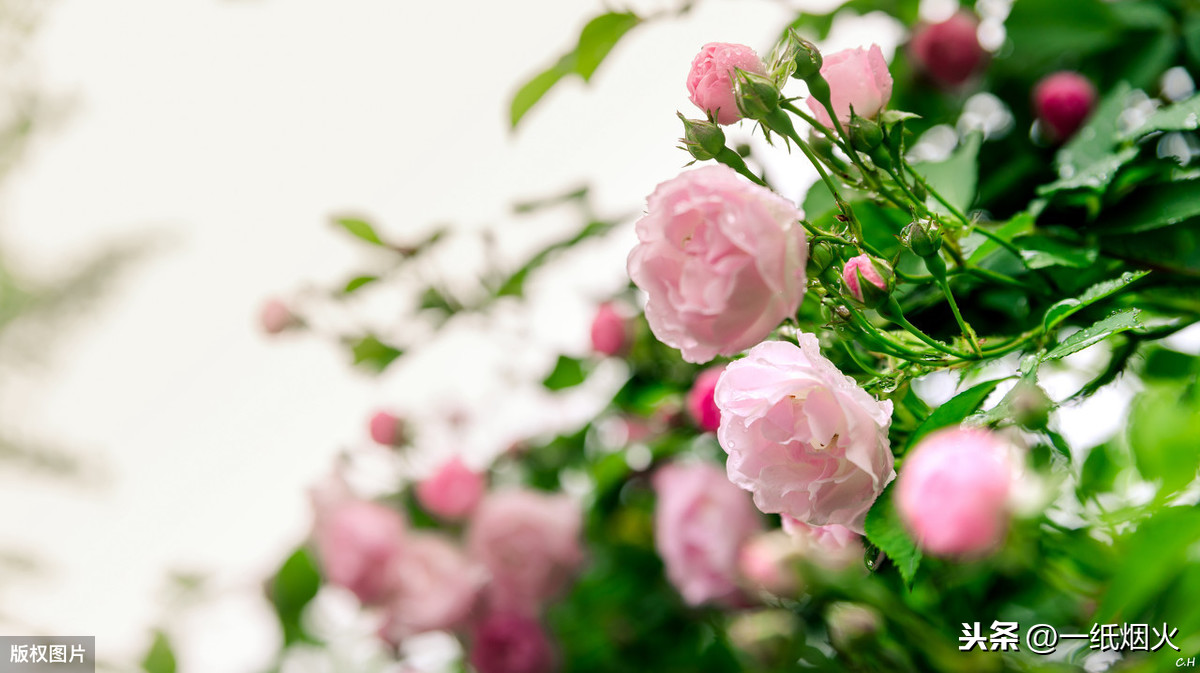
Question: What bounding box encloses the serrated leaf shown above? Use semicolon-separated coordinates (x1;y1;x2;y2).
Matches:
1124;93;1200;140
1016;234;1099;269
141;631;176;673
575;12;640;82
1037;146;1139;195
333;216;385;246
350;334;404;372
863;482;921;590
342;275;378;294
1042;308;1141;361
542;355;588;391
907;378;1009;450
1042;270;1149;331
1054;82;1132;183
1095;178;1200;234
913;132;981;215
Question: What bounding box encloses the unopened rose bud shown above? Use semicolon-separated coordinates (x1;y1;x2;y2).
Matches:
841;254;894;308
847;110;883;152
737;531;804;597
902;218;943;258
369;410;406;447
677;112;727;161
415;457;486;521
808;240;837;276
260;298;296;335
896;427;1017;558
790;31;823;81
686;365;725;433
1034;71;1097;142
590;302;631;356
826;602;881;650
728;610;798;666
909;12;986;89
688;43;767;126
734;69;781;121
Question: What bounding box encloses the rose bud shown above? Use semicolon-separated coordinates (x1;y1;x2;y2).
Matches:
896;427;1017;558
902;218;943;258
847;110;883;152
733;69;782;121
909;12;986;89
786;29;823;81
826;602;881;650
714;338;894;534
841;254;894;308
311;499;406;605
677;112;727;161
685;365;725;433
654;461;762;606
805;44;893;127
1033;71;1097;142
259;298;295;335
687;42;767;125
627;165;808;364
589;302;631;357
415;457;486;521
368;410;405;447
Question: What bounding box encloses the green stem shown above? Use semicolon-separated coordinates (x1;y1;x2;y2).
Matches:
715;147;765;186
923;253;982;356
879;297;977;360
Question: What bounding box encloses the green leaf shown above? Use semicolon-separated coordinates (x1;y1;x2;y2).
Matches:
510;55;573;128
350;334;404;372
574;12;640;82
1077;441;1122;499
342;275;378;294
908;378;1008;450
1002;0;1118;72
141;631;176;673
1129;385;1200;495
542;355;588;391
1095;178;1200;234
1123;93;1200;140
913;132;981;215
1042;270;1149;331
1097;507;1200;622
965;213;1035;264
863;482;921;590
333;216;385;246
271;547;322;646
1015;234;1099;269
1037;146;1139;195
1053;82;1132;186
1042;308;1142;361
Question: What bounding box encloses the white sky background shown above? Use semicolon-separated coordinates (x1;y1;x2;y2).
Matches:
0;0;1171;671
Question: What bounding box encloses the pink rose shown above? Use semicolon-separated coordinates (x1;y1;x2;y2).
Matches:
1034;71;1096;142
260;298;294;335
714;337;895;533
467;489;584;614
653;462;762;606
311;499;406;605
379;532;485;641
469;613;556;673
806;44;893;127
841;254;889;304
781;516;864;570
896;427;1016;557
686;365;726;433
739;519;864;597
627;165;808;364
369;410;405;447
687;42;766;125
416;457;486;521
589;302;630;356
909;12;986;88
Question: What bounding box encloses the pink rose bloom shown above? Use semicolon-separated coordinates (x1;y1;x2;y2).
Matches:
686;365;726;433
687;42;766;125
469;613;556;673
260;298;294;335
715;337;895;534
896;427;1016;557
1034;71;1096;142
909;12;986;88
806;44;893;127
379;532;485;641
416;457;486;521
467;489;584;614
369;410;405;447
590;302;630;356
627;165;808;364
653;462;762;606
311;499;406;605
841;254;888;304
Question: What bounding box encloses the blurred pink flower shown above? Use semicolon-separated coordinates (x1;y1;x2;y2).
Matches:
369;410;405;447
781;516;865;570
627;165;808;364
311;499;405;605
686;365;726;433
259;298;294;335
909;12;986;88
416;457;486;521
653;461;762;606
379;532;485;641
739;519;864;597
687;42;766;125
467;489;584;614
1034;71;1096;141
896;427;1016;557
806;44;893;126
590;302;631;356
715;337;895;534
469;612;556;673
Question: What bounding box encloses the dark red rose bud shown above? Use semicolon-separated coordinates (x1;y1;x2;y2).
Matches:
909;12;986;88
1034;71;1097;142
